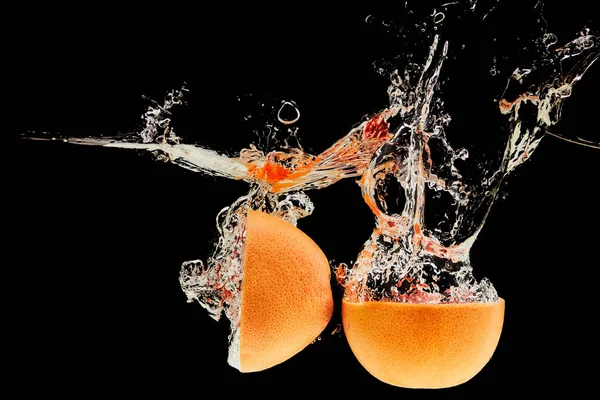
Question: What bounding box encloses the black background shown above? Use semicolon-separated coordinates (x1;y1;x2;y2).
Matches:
6;1;599;397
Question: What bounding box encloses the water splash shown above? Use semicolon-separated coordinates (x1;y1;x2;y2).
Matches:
173;104;403;368
19;0;599;370
139;87;186;144
22;78;408;369
338;32;599;304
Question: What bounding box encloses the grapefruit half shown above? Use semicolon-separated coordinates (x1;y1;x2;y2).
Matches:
237;210;334;372
342;298;505;388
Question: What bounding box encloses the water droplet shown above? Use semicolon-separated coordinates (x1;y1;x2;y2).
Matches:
277;101;300;125
330;324;342;336
365;15;373;23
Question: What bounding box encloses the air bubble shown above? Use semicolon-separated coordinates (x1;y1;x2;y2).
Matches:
543;33;557;47
277;101;300;125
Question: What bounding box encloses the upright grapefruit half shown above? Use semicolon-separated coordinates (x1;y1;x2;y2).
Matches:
238;210;333;372
342;298;504;388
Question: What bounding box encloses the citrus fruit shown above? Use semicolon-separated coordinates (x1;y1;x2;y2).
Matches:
238;210;334;372
342;298;504;388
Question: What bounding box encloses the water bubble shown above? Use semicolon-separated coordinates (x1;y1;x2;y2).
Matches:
365;15;373;23
277;101;300;125
582;36;594;50
433;12;445;24
543;33;557;47
490;57;498;76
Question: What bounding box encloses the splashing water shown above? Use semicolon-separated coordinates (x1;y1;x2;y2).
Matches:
20;2;599;371
339;32;599;304
23;79;408;367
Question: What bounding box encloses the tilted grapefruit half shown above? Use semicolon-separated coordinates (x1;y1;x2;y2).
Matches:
236;210;334;372
342;298;505;388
